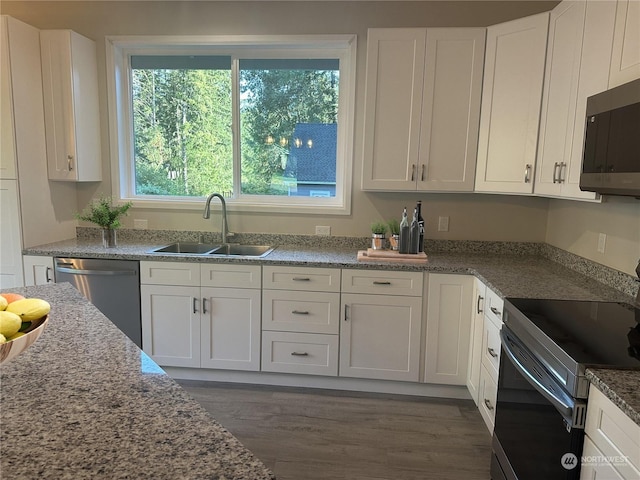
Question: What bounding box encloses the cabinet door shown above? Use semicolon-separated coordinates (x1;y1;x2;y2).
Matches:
475;13;549;194
609;0;640;88
0;17;16;180
424;274;473;385
467;278;486;405
535;0;586;198
418;28;485;192
340;293;422;382
22;255;54;286
581;436;627;480
40;30;101;182
201;287;261;371
478;364;498;433
361;28;426;191
0;180;24;288
141;284;200;368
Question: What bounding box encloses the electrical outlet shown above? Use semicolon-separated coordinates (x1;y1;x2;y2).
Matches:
597;233;606;253
315;225;331;236
438;216;449;232
134;219;148;230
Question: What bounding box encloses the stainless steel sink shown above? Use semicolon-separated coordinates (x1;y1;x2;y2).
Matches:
208;244;274;257
148;242;274;257
149;242;221;255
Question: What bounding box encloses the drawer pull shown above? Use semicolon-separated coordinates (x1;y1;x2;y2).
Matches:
291;352;309;357
292;277;311;282
477;295;484;314
484;399;494;411
487;347;498;358
490;306;501;317
292;310;309;315
373;281;392;285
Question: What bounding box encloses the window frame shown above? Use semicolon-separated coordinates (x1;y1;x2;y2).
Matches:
106;35;356;215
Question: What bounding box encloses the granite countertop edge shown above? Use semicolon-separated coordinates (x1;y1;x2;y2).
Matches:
23;238;640;426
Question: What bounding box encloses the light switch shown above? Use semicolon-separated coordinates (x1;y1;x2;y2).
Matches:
438;216;449;232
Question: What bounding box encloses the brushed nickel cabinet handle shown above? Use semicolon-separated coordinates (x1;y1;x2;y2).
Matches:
484;399;494;411
421;164;425;181
411;164;416;181
67;154;74;171
524;164;532;183
344;304;349;321
45;267;53;283
193;297;198;314
553;162;560;183
490;306;501;317
202;298;208;314
291;352;309;357
292;310;309;315
559;162;566;183
487;347;498;358
292;277;310;282
373;281;391;285
477;295;484;314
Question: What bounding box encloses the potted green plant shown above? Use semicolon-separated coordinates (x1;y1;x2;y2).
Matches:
75;196;133;248
370;220;387;250
387;219;400;251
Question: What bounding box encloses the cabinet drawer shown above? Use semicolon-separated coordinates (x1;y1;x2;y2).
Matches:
263;266;340;292
262;290;340;334
485;287;504;326
261;331;338;376
341;269;423;296
140;261;200;286
478;363;497;433
585;385;640;476
201;263;261;289
481;315;502;381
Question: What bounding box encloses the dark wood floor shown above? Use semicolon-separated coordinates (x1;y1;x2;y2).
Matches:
177;380;492;480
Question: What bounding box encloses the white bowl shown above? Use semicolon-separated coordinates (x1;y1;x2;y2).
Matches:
0;315;49;366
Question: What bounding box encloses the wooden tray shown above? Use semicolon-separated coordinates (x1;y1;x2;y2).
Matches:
357;249;428;264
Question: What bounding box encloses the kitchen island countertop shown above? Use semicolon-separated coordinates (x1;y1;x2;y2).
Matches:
0;282;275;480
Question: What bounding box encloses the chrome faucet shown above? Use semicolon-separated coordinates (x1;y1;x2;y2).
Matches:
203;193;229;244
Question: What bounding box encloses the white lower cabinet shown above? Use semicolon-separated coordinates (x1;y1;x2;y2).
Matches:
140;261;261;371
478;363;498;431
340;269;423;382
581;385;640;480
424;273;473;385
22;255;54;286
466;278;487;405
262;266;340;376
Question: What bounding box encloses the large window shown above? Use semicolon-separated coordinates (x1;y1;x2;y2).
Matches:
107;36;356;214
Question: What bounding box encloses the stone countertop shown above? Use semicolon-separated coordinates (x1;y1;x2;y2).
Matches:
0;282;275;480
23;237;639;425
585;368;640;427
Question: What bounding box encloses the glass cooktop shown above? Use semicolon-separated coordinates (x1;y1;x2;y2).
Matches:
505;298;640;368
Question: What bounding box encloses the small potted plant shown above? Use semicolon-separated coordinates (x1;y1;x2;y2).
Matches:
75;196;133;248
387;219;400;251
370;221;387;250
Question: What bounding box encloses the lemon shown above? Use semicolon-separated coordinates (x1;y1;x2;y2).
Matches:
6;298;50;321
8;331;25;341
0;311;21;338
0;296;7;311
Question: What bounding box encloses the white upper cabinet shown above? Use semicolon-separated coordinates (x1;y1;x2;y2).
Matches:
535;0;616;201
0;17;16;180
40;30;101;182
609;0;640;88
362;28;485;192
475;13;549;194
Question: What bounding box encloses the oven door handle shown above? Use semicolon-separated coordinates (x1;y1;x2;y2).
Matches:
500;329;579;427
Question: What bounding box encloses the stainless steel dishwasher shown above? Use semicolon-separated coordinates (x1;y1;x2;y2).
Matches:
54;258;142;347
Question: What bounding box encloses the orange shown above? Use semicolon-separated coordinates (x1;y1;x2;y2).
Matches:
0;293;25;304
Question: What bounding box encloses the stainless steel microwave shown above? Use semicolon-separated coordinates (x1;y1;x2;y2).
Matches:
580;78;640;197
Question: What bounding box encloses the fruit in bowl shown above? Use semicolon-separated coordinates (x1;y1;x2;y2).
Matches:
0;294;50;366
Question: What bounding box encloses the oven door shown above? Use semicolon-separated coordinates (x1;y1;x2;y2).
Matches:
491;326;586;480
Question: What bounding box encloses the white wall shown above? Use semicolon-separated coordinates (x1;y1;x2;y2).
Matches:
546;197;640;276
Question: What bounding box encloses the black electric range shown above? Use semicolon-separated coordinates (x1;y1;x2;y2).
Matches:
503;298;640;399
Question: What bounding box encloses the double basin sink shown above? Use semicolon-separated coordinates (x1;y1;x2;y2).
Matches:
148;242;274;258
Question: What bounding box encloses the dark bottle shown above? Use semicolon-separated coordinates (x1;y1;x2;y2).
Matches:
399;208;410;254
416;200;424;253
409;208;420;254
